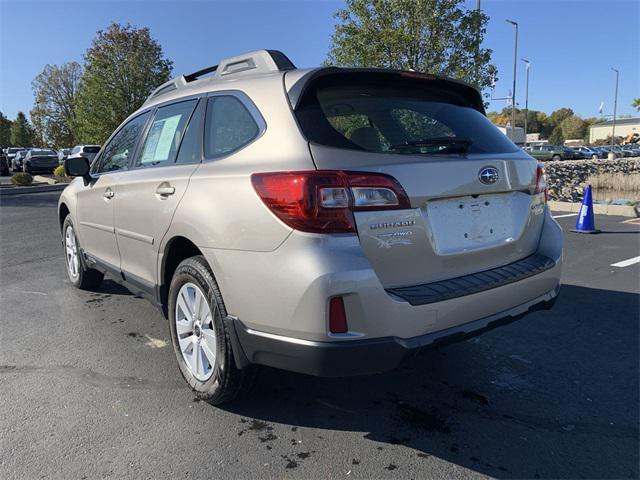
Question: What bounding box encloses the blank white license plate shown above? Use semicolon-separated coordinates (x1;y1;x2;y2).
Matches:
425;194;516;255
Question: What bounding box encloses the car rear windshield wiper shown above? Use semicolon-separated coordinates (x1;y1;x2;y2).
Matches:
388;137;473;153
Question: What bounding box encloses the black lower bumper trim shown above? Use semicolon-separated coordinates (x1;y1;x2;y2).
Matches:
387;254;556;306
233;285;559;377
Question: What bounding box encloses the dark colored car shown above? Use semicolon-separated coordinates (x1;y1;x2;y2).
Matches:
0;150;9;175
571;146;603;159
23;148;58;173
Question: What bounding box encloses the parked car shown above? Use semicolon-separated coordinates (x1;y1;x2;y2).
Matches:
58;148;72;165
567;147;587;159
0;150;9;176
59;50;562;404
68;145;101;164
6;147;24;169
597;146;620;158
23;148;58;174
11;149;29;172
588;146;608;158
527;144;569;161
621;144;640;157
571;146;602;160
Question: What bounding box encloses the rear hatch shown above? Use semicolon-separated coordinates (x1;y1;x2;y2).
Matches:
288;69;546;288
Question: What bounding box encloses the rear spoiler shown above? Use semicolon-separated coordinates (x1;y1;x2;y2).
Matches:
286;67;485;114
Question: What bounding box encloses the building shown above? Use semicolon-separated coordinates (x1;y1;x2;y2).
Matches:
526;133;547;146
496;125;525;145
589;117;640;143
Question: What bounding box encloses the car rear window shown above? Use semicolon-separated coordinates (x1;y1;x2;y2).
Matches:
83;146;100;153
294;74;519;155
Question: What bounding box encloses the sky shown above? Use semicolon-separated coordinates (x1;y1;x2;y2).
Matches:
1;0;638;122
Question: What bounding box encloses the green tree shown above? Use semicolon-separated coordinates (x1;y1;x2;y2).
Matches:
633;98;640;111
10;112;35;147
548;127;564;145
559;115;587;140
0;112;12;147
75;22;173;144
30;62;82;148
327;0;497;95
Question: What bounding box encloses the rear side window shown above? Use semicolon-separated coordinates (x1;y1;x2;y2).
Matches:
176;99;205;164
136;99;197;167
295;75;519;155
83;146;100;154
94;111;150;174
205;96;259;157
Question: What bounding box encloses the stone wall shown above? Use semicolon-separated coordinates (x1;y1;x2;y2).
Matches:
544;158;640;202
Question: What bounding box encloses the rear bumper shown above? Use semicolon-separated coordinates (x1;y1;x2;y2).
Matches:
233;284;560;377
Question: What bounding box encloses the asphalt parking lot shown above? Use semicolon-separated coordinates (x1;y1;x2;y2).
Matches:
0;192;638;479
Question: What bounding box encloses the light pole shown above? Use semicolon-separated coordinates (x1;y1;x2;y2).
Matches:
521;59;530;146
506;20;518;142
611;68;619;147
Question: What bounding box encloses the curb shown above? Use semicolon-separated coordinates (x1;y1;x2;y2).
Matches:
0;183;67;197
549;200;639;218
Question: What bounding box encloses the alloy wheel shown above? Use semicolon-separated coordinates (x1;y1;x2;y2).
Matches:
65;225;79;280
175;282;217;381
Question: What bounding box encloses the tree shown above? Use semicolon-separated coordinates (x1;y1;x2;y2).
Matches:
548;127;564;145
326;0;498;96
633;98;640;112
30;62;82;148
75;22;173;144
0;112;12;147
10;112;35;147
559;115;587;140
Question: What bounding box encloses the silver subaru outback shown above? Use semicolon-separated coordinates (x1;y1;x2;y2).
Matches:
59;50;562;404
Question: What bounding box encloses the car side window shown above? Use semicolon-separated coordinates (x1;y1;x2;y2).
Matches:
136;99;197;168
205;95;260;157
71;146;80;155
175;99;205;164
94;112;150;174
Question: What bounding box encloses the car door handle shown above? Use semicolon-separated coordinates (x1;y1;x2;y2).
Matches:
103;188;114;199
156;185;175;196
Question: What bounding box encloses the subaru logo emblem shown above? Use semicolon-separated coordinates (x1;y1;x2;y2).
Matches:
478;166;499;185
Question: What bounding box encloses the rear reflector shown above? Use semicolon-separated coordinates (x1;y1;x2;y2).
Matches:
251;170;410;233
329;297;348;334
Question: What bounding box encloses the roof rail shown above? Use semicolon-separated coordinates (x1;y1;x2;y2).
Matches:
143;50;296;106
215;49;295;77
145;76;187;103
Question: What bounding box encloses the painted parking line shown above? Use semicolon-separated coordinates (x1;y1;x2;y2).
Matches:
553;213;579;219
611;256;640;268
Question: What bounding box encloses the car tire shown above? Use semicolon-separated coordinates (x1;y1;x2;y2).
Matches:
552;154;561;161
168;255;257;405
591;154;599;160
62;215;104;290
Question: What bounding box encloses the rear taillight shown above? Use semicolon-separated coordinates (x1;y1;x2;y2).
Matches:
534;164;548;203
251;170;410;233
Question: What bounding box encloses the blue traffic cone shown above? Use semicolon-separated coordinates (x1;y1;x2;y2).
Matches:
571;185;600;234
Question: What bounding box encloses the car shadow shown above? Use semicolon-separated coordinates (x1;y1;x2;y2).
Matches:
95;279;134;296
220;285;639;478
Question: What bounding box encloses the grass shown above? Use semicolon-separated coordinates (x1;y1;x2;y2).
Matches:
586;173;640;194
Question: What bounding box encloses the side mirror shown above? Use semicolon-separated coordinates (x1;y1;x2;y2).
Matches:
65;156;91;183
